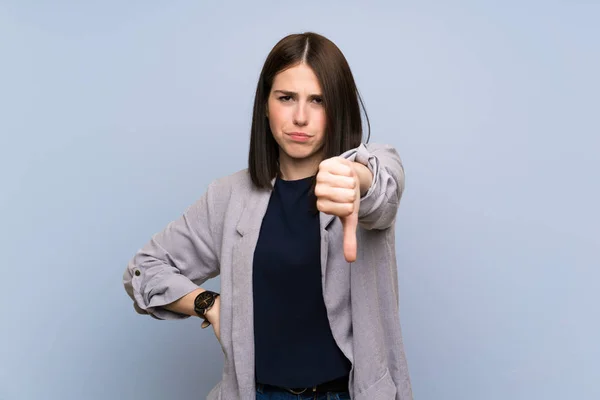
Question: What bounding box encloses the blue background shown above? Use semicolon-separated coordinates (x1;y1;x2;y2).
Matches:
1;1;598;399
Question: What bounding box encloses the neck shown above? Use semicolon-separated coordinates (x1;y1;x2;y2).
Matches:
278;151;322;181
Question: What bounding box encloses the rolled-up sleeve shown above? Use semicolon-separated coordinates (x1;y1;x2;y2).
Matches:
122;183;221;320
340;143;405;230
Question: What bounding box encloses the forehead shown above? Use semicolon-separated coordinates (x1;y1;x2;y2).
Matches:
272;63;322;93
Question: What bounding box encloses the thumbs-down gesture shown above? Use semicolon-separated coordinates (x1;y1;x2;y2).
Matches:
315;157;372;263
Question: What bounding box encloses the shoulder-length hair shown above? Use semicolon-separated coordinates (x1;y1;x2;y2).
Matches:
248;32;370;189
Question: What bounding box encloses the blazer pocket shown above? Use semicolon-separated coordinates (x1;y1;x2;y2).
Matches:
353;368;397;400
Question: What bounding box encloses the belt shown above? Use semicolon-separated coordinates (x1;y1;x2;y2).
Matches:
258;374;349;395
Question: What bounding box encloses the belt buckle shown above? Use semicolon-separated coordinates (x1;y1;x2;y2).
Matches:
287;384;317;395
287;388;307;394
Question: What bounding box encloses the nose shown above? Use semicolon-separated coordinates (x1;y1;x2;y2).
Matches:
293;103;308;127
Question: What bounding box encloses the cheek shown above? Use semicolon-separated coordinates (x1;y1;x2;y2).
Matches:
315;110;327;135
267;102;288;131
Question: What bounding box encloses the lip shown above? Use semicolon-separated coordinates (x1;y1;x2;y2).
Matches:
286;132;311;137
286;132;312;142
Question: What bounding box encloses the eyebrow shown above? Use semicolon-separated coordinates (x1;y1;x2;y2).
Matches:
273;89;322;97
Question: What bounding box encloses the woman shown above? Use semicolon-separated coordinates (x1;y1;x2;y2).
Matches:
123;32;413;400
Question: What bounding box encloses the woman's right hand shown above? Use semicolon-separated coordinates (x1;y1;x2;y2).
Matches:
205;295;221;341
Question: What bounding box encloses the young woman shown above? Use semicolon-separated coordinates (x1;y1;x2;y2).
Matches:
123;32;413;400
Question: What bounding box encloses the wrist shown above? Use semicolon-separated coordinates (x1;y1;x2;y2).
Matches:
193;290;220;328
352;162;373;196
204;295;220;323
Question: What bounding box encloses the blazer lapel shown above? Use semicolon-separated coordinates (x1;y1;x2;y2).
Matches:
319;211;336;280
231;180;273;394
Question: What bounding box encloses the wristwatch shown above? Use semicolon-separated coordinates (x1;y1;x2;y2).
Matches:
194;290;220;329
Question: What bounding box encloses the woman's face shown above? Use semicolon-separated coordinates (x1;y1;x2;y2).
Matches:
266;63;326;164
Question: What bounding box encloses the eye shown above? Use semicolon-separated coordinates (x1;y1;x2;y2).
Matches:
312;97;323;104
278;95;292;102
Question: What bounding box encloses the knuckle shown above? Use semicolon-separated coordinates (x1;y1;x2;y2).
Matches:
341;203;353;215
346;189;356;202
314;185;325;197
316;199;326;211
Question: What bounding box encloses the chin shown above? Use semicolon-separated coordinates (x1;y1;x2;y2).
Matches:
284;149;311;160
281;145;320;161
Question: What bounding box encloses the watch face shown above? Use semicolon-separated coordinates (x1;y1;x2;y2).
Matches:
195;291;216;314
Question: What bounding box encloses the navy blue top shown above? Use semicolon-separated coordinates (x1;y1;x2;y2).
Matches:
252;175;351;387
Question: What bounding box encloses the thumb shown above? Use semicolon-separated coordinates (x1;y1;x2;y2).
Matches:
341;212;358;263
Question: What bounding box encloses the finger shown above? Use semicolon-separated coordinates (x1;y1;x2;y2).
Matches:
314;186;356;203
342;213;358;263
316;172;356;190
320;157;355;177
316;198;354;217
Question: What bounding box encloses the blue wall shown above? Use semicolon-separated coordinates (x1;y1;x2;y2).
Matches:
1;1;598;399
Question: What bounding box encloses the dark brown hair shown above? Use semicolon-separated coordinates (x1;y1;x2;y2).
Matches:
248;32;370;189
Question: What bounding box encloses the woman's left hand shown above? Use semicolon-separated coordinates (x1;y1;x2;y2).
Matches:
315;157;361;263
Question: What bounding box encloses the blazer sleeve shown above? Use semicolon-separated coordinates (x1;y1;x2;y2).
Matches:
122;182;221;320
340;142;405;230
